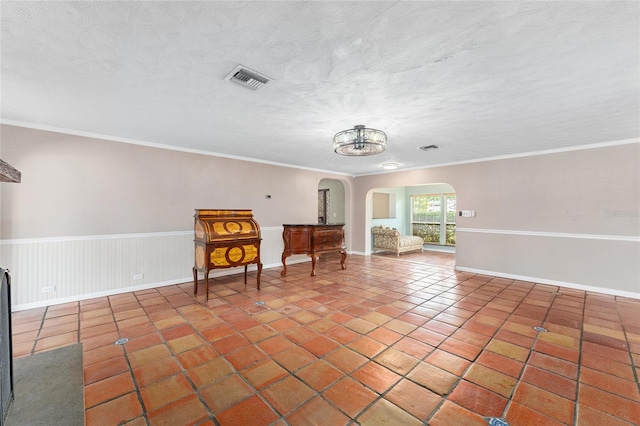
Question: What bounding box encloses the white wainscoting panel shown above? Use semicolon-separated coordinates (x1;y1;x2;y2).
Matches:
1;226;300;310
455;228;640;296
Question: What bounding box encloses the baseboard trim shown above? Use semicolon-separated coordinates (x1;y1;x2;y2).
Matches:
10;258;310;312
423;246;456;253
455;266;640;300
14;256;636;310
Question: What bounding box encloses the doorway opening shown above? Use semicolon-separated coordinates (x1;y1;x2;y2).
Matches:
318;189;329;224
366;183;456;266
318;179;345;225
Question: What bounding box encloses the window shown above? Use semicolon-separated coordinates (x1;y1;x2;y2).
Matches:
410;193;456;246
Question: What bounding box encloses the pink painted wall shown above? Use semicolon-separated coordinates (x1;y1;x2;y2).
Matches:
0;125;352;239
2;124;638;296
352;143;640;294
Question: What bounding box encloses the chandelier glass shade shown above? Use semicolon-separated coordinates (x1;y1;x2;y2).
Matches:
333;125;387;156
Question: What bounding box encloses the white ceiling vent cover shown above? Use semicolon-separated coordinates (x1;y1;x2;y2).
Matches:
225;65;272;90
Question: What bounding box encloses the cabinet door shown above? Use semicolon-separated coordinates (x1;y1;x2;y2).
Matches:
288;227;312;253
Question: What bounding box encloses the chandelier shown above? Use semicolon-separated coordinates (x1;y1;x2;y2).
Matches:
333;125;387;156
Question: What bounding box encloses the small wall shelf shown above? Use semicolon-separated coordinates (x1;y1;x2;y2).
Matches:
372;192;396;219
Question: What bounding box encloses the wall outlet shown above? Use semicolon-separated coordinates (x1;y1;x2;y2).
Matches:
42;286;55;293
133;273;144;280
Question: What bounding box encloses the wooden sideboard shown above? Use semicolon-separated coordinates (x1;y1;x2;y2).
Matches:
192;209;262;302
281;224;346;276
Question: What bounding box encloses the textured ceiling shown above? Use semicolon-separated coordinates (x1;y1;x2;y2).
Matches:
1;1;638;176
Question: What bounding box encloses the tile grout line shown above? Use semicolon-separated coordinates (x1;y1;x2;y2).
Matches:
169;287;222;425
12;254;640;425
342;265;481;423
30;305;48;356
473;279;541;424
216;262;462;423
571;289;588;426
86;295;146;421
614;297;640;388
195;292;281;425
415;272;512;424
184;278;321;424
451;277;543;424
502;287;574;424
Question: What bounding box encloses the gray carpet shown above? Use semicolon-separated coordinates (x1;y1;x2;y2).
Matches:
6;344;84;426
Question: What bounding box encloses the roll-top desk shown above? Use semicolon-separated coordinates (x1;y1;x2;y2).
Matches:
193;209;262;301
281;224;346;276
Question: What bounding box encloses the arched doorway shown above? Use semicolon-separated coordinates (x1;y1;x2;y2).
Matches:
366;183;456;266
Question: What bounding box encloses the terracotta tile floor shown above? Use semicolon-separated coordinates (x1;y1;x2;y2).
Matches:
11;252;640;425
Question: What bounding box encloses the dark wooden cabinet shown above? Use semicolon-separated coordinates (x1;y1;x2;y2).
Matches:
192;210;262;301
281;224;346;276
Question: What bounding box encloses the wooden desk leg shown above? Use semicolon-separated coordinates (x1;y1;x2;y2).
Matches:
204;269;210;303
281;254;288;276
257;263;262;290
340;250;347;270
244;265;248;285
192;267;198;296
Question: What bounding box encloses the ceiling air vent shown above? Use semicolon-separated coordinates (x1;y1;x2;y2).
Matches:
419;144;440;151
225;65;272;90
